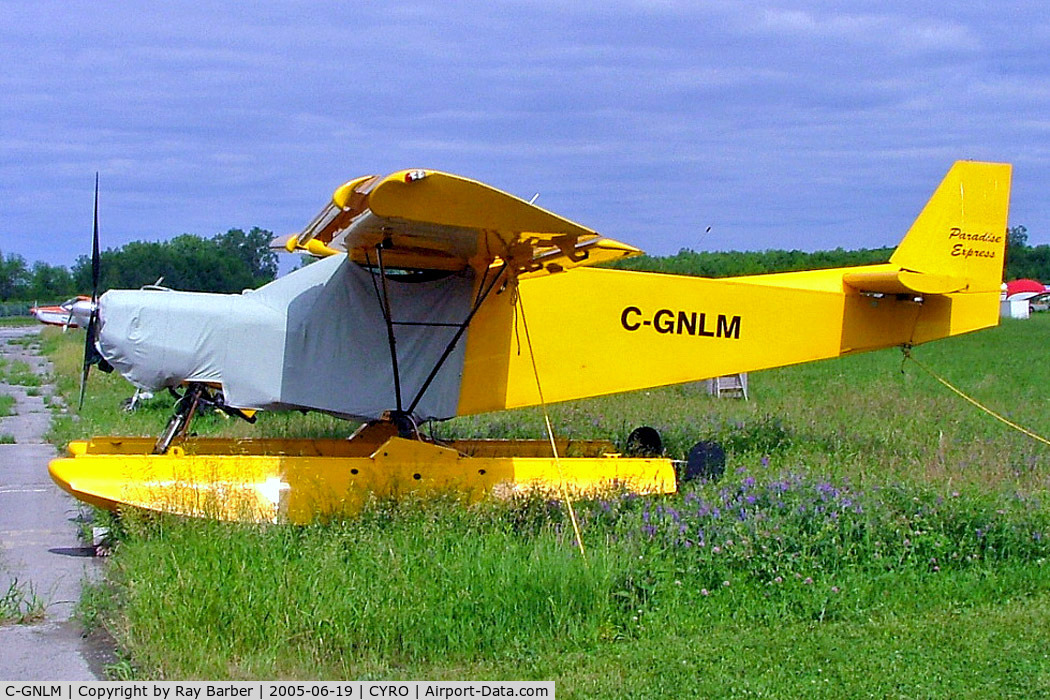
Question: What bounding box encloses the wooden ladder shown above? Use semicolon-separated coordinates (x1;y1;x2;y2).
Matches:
706;373;749;400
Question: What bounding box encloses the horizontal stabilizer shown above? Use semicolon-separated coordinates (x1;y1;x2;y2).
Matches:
842;269;967;295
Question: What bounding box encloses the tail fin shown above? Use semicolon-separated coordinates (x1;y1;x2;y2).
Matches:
889;161;1012;293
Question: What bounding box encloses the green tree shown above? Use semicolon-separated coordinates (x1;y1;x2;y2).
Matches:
72;227;279;294
610;246;894;278
0;251;29;301
215;227;279;288
27;261;75;301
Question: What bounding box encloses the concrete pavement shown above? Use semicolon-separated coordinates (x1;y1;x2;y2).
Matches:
0;326;102;680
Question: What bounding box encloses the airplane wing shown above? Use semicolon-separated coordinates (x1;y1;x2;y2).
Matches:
282;169;643;274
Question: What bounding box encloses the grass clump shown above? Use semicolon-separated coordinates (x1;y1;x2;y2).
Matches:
0;578;45;625
0;394;14;417
0;434;14;444
2;360;43;387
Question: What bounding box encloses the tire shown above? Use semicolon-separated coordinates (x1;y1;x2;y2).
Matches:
681;440;726;483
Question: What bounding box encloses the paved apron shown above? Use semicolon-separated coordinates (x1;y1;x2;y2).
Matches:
0;326;103;680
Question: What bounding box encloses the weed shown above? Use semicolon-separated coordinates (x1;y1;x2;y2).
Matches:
6;360;43;387
0;434;14;444
0;578;45;625
0;394;14;417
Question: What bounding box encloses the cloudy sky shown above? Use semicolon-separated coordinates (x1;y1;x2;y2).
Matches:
2;1;1048;270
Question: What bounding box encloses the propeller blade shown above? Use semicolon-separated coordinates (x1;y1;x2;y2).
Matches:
79;327;92;410
80;174;103;411
91;172;100;301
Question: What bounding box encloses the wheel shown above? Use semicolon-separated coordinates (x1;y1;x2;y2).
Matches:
680;440;726;483
625;426;663;457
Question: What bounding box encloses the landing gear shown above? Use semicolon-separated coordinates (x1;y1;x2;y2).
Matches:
386;410;420;439
625;426;726;485
625;426;664;457
681;440;726;483
120;388;155;412
152;383;257;455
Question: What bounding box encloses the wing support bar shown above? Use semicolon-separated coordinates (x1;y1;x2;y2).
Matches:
372;243;404;413
405;262;508;417
362;249;509;431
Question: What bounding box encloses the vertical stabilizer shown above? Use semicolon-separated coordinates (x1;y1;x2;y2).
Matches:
889;161;1012;293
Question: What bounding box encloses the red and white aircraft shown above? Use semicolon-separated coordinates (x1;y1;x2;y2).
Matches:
30;296;93;329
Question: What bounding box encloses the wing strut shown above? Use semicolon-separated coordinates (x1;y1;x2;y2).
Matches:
405;262;508;416
361;253;510;432
373;243;404;413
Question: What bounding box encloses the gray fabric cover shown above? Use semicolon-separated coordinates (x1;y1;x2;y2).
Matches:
96;255;474;421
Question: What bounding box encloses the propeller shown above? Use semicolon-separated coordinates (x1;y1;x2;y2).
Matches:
79;173;103;410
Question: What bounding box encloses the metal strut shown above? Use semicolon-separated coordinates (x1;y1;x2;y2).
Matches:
373;243;404;413
153;382;257;454
362;247;509;429
406;262;508;415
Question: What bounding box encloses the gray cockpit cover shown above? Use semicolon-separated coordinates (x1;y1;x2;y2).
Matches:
96;255;475;421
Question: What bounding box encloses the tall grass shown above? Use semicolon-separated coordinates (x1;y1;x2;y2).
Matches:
87;479;1050;681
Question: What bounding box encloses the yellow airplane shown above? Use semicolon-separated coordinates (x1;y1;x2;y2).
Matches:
50;161;1012;523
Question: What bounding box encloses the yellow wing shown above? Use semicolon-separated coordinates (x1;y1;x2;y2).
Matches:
283;169;642;274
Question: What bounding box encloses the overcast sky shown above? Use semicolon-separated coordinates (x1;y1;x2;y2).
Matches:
3;1;1049;270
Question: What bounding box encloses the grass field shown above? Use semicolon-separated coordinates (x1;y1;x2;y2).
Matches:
0;316;35;328
41;316;1050;693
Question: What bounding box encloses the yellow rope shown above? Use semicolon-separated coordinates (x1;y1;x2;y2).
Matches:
516;293;587;560
901;346;1050;448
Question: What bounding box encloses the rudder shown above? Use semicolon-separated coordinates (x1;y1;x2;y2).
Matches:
889;161;1012;293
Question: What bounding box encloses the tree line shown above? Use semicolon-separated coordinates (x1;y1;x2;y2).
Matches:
612;226;1045;281
1;225;1047;303
0;227;278;301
